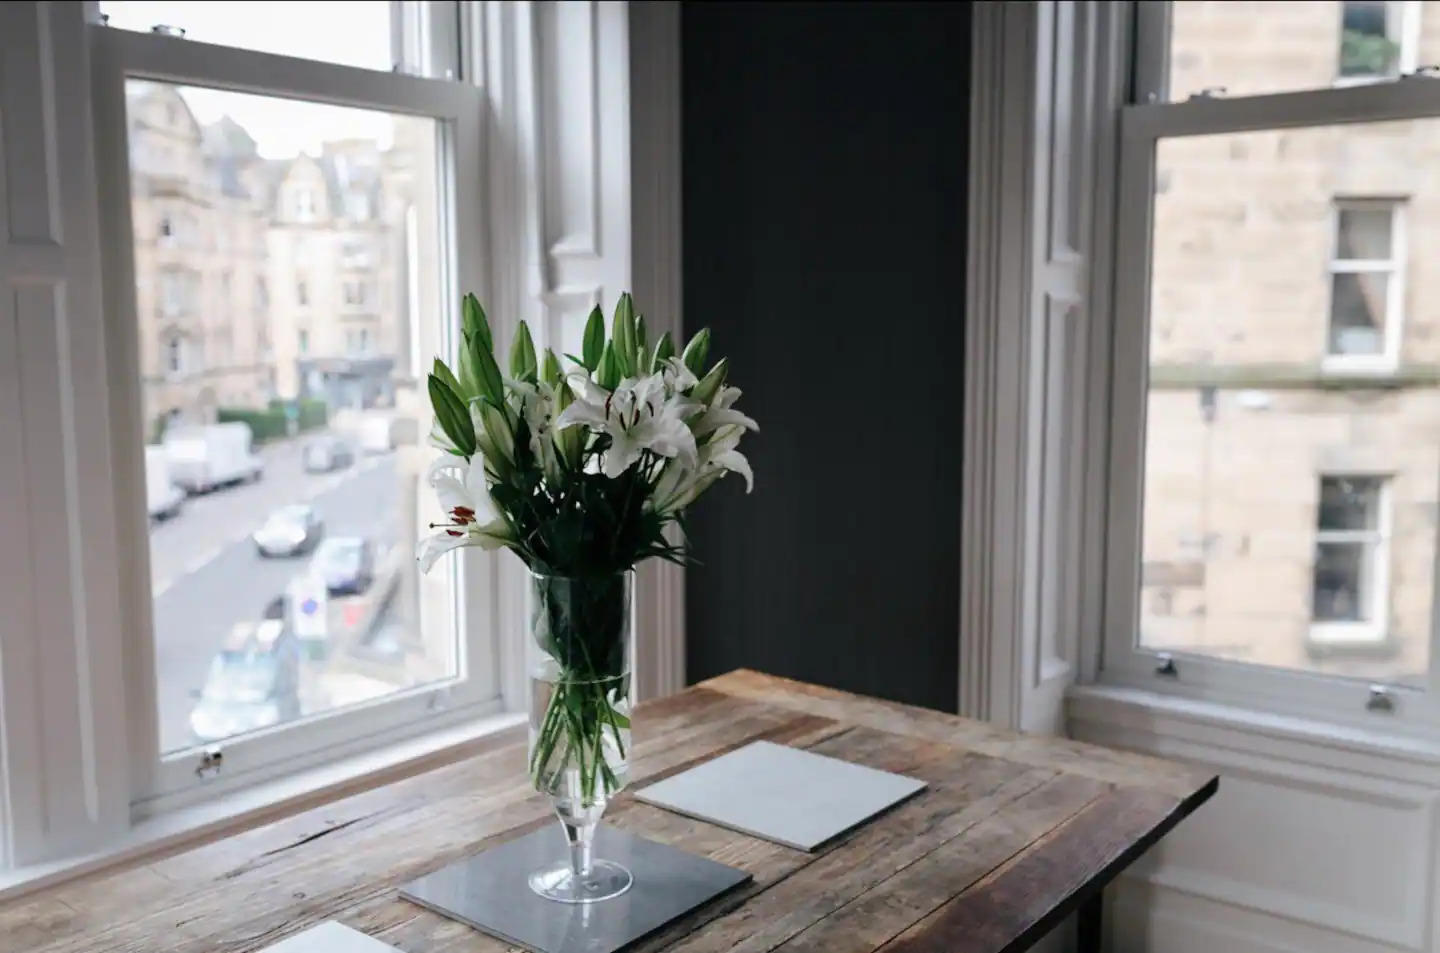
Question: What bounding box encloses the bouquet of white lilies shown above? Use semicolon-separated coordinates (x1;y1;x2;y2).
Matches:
418;292;755;812
417;292;756;577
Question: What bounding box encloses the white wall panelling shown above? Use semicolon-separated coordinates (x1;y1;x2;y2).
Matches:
0;0;131;865
961;0;1100;734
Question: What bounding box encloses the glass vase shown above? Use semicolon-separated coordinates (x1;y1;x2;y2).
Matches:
526;570;634;903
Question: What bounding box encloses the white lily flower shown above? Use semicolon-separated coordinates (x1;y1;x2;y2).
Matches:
508;380;564;482
649;423;754;516
690;384;759;438
557;370;701;478
416;455;514;571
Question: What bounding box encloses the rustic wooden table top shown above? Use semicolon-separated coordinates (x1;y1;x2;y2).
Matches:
1;670;1217;953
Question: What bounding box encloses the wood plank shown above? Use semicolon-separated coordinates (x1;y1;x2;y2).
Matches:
704;669;1213;797
878;785;1199;953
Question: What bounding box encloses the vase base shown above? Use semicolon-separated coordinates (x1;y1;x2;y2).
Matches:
528;858;634;904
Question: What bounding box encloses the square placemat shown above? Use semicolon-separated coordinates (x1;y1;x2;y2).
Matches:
258;921;401;953
400;824;750;953
633;740;927;850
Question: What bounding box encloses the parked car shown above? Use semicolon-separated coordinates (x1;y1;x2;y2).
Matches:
188;616;301;744
302;437;354;473
358;414;396;455
253;504;324;557
308;536;374;595
164;422;263;493
144;444;184;520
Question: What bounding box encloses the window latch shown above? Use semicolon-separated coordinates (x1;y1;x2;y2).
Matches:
1154;653;1179;678
1366;685;1397;714
150;24;188;38
1404;65;1440;80
1187;86;1227;101
195;747;224;779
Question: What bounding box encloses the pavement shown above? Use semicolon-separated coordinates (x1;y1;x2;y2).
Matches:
149;434;409;754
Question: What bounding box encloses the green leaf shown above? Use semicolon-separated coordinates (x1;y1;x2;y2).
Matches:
427;374;475;456
681;327;711;376
597;340;622;390
691;356;728;404
612;293;636;378
456;334;480;400
432;357;463;398
462;293;493;353
651;331;675;371
634;313;648;353
479;398;515;466
509;320;538;383
471;331;505;405
582;306;605;371
541;348;563;387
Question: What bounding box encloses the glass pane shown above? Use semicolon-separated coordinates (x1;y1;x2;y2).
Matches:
1167;0;1411;100
1140;122;1436;685
1336;206;1393;259
101;2;394;72
127;80;458;753
1313;542;1372;621
1329;272;1389;356
1318;476;1382;531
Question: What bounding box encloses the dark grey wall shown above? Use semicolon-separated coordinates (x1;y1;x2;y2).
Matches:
681;2;969;712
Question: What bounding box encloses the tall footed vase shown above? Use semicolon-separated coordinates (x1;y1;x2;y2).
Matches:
526;571;634;903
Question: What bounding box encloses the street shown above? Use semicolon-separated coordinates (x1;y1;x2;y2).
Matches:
149;435;408;754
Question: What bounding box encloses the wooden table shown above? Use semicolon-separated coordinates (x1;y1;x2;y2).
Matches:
1;670;1216;953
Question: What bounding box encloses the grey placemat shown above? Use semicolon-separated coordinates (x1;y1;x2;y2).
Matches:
258;922;400;953
400;825;750;953
634;740;927;851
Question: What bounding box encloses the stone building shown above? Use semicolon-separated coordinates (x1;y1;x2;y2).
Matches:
127;83;272;432
1140;0;1440;684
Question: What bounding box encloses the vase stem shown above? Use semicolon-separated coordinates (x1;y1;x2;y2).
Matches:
563;817;595;877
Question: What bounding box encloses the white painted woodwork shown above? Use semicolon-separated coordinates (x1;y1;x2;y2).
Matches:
0;0;132;866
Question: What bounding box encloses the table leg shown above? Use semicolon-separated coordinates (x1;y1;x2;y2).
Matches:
1077;889;1103;953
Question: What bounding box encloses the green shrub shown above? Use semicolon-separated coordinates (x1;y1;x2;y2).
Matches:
217;407;288;443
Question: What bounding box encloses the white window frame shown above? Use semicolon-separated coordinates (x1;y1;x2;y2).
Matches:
1324;198;1405;373
1310;473;1392;646
1334;0;1422;86
1102;2;1440;733
89;18;500;811
343;279;369;307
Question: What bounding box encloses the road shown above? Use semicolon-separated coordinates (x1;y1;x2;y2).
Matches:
150;436;407;754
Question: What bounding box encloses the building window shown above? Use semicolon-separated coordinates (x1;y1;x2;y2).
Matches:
159;271;185;317
343;280;368;306
1338;1;1417;83
158;216;173;240
347;192;371;220
1311;476;1390;645
164;337;185;375
298;328;310;354
295;188;316;221
296;279;309;306
1327;199;1403;368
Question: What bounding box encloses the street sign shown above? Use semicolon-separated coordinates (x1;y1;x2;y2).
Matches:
289;574;328;639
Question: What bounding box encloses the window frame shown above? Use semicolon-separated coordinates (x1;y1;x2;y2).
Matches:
89;21;502;810
1324;198;1406;373
1334;0;1422;87
1104;4;1440;731
1310;473;1392;646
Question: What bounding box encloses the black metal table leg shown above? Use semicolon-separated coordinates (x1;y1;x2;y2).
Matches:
1077;889;1103;953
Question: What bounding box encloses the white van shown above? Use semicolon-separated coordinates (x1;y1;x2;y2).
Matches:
144;444;185;519
164;422;264;493
358;414;396;455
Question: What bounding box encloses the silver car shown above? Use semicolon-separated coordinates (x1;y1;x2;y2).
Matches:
253;504;325;557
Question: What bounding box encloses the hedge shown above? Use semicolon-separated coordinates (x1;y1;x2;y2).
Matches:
217;407;288;443
267;398;328;432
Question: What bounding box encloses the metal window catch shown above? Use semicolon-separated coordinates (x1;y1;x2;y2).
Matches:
195;747;224;779
1405;65;1440;79
1154;653;1179;678
151;24;187;38
1187;86;1227;101
1366;684;1397;714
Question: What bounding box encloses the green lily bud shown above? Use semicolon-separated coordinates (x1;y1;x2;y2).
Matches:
691;357;728;404
682;327;711;376
597;340;622;390
612;293;636;378
582;306;605;371
427;374;475;456
509;320;538;383
652;331;675;371
541;348;563;387
432;357;462;399
462;293;492;353
479;398;515;466
472;331;505;405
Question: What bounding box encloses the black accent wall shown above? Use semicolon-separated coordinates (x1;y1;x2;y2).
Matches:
681;2;969;711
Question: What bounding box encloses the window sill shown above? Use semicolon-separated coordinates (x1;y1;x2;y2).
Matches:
1066;683;1440;774
0;709;524;904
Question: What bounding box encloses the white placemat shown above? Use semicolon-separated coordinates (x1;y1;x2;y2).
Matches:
258;922;400;953
634;740;927;851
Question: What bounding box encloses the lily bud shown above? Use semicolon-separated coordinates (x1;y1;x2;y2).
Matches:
690;357;728;405
682;328;711;376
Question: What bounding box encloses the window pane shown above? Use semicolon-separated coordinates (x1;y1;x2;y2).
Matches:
101;2;394;72
1336;206;1393;259
1166;0;1412;100
1140;122;1434;685
1318;476;1383;531
1313;541;1373;621
1329;271;1389;355
127;80;458;753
